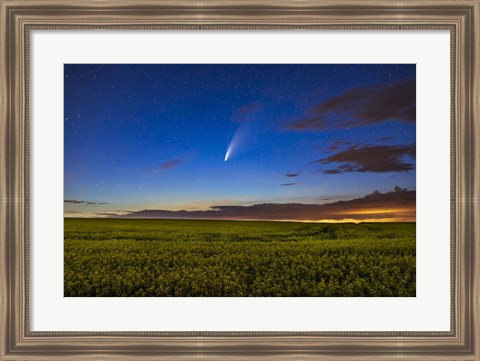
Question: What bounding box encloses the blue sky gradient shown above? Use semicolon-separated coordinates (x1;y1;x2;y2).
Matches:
64;64;416;221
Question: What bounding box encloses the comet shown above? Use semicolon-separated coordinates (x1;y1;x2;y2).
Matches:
224;147;232;161
224;124;248;162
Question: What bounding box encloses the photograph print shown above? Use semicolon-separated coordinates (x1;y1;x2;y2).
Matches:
64;64;416;297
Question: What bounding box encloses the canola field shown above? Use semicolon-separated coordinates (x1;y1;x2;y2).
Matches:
64;218;416;297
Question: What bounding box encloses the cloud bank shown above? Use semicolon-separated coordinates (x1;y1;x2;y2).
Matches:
118;187;415;222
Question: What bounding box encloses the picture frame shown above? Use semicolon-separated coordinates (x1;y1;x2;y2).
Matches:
0;0;478;359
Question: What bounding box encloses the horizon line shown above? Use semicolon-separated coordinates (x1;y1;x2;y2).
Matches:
64;216;416;224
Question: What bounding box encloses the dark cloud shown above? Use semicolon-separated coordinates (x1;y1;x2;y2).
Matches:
118;187;415;222
145;157;187;174
376;136;395;143
316;144;415;174
64;200;108;205
159;157;185;170
280;183;296;186
232;101;262;123
290;117;327;130
327;139;352;152
323;169;342;175
285;173;299;178
315;194;356;202
287;79;415;131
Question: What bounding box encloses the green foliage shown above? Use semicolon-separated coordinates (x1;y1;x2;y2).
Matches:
64;219;416;297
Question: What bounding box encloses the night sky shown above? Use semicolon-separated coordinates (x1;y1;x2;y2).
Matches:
64;64;416;222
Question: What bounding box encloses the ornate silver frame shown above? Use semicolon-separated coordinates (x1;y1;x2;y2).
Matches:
1;1;478;359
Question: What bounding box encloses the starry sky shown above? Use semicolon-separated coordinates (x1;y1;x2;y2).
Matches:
64;64;416;222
